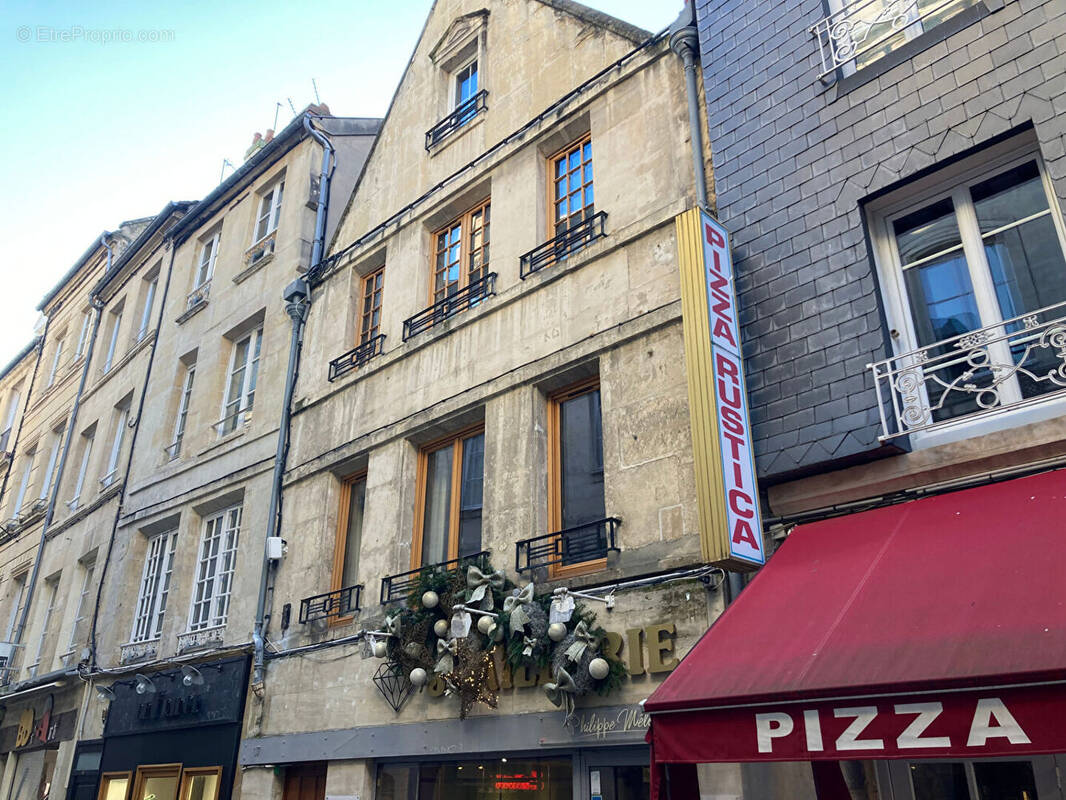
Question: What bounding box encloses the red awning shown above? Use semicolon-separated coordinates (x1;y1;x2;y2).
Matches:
646;468;1066;769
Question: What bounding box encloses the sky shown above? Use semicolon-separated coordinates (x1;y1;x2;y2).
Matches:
0;0;681;367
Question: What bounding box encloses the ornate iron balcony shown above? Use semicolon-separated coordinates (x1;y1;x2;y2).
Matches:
380;550;490;605
520;212;608;279
402;273;496;342
425;90;488;149
300;584;363;623
515;517;621;574
186;280;211;311
811;0;976;82
869;301;1066;441
328;334;386;382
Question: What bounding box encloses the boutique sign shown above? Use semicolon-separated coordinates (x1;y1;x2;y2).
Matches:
675;209;765;570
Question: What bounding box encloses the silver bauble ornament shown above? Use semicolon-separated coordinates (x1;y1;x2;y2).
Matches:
547;622;567;642
433;619;450;638
477;615;494;634
422;591;440;609
588;657;610;680
371;640;388;658
410;667;429;687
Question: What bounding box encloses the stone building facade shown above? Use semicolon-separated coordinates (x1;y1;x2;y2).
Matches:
235;2;724;799
0;217;154;800
79;110;379;800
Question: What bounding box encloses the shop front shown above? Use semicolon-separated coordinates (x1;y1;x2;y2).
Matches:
644;469;1066;800
245;700;653;800
0;685;81;800
89;655;249;800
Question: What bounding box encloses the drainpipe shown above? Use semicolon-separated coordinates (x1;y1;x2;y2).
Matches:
669;1;709;210
303;114;335;269
12;234;110;657
252;113;331;688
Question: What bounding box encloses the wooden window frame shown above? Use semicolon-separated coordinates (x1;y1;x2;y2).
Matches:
331;471;367;625
178;766;223;800
430;198;491;305
131;763;182;800
358;268;385;344
547;376;606;579
547;133;594;240
411;423;485;570
96;771;132;800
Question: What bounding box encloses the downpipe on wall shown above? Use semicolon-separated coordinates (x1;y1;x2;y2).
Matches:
252;113;333;690
669;2;709;211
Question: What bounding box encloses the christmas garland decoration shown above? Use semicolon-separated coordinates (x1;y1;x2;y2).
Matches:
376;555;626;720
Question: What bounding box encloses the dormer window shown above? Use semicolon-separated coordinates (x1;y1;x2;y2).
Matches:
426;12;488;150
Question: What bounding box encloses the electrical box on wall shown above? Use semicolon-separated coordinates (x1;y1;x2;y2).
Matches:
266;537;286;560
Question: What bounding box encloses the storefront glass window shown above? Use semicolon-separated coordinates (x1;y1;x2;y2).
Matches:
98;773;131;800
909;761;1041;800
133;765;181;800
377;759;572;800
910;763;969;799
973;761;1039;800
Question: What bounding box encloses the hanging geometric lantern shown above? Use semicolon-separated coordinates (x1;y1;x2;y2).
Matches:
372;660;413;713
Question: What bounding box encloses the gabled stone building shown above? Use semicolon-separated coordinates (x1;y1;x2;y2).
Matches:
236;2;722;799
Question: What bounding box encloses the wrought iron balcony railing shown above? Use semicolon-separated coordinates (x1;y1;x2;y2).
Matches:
425;90;488;149
300;584;363;623
811;0;976;82
520;212;608;279
515;517;621;574
869;301;1066;441
380;550;490;605
328;334;386;382
186;280;211;311
402;273;496;342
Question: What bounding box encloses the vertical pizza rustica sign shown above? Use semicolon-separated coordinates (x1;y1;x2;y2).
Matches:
676;208;765;570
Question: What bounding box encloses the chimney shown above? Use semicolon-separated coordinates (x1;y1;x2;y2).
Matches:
245;131;265;161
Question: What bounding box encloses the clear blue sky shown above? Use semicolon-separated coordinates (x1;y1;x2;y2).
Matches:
0;0;681;366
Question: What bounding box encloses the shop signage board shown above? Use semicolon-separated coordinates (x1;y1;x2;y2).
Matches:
650;683;1066;762
675;208;765;570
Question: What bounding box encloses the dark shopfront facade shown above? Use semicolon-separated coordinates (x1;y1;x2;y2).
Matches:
242;700;655;800
70;656;249;800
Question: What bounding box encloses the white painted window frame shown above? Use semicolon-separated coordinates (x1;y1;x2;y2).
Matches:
74;311;90;360
867;139;1066;450
187;505;241;632
101;405;128;488
12;448;35;516
452;56;479;109
195;232;220;290
66;559;95;653
103;306;123;373
131;530;177;643
170;363;196;456
46;337;64;387
136;275;158;343
220;328;262;435
253;182;284;244
69;429;94;509
38;428;63;500
3;574;26;643
30;575;60;674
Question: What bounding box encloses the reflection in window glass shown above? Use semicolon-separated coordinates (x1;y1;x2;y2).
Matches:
99;775;130;800
974;761;1039;800
910;762;969;800
378;759;571;800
